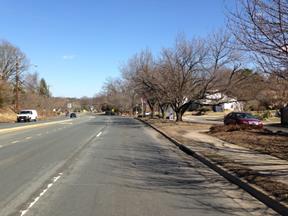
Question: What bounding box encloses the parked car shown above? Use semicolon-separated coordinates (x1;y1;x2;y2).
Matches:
17;109;38;122
224;112;263;127
70;112;77;118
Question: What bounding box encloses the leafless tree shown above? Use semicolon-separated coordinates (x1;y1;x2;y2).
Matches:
228;0;288;79
0;40;28;81
156;33;244;121
101;77;136;114
24;72;39;93
155;37;206;121
122;49;160;117
227;0;288;124
120;32;245;121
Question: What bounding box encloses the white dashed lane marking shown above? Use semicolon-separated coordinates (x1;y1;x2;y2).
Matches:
97;132;102;137
20;173;63;216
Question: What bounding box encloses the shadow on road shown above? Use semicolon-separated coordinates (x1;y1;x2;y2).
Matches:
86;116;144;128
91;117;275;215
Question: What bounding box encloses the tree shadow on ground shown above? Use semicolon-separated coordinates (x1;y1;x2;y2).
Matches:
86;116;144;128
91;122;276;216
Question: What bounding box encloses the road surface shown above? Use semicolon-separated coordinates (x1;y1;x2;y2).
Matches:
0;115;278;216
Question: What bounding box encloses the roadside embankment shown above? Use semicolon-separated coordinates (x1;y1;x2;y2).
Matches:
0;107;17;123
0;107;64;123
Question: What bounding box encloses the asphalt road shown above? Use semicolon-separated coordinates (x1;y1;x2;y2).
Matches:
0;115;278;216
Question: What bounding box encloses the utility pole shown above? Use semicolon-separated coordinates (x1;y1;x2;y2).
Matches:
15;59;19;111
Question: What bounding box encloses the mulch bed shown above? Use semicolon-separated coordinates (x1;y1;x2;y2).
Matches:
208;125;288;161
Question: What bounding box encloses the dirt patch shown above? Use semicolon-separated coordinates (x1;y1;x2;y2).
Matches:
209;125;288;161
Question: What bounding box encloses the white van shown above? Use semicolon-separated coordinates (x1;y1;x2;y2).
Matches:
17;109;38;122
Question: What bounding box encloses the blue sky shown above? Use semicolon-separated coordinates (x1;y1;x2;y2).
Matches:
0;0;233;98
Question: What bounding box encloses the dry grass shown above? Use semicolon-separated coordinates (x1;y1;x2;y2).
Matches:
146;118;211;130
0;108;60;122
0;107;17;122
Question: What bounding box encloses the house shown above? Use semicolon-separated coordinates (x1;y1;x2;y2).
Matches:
200;92;243;112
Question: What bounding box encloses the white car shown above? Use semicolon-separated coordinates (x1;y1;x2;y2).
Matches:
17;109;38;122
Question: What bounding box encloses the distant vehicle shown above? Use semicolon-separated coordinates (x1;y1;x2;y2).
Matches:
224;112;263;127
70;112;77;118
17;109;38;122
105;111;115;115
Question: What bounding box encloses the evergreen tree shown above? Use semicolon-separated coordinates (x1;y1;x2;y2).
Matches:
39;78;50;97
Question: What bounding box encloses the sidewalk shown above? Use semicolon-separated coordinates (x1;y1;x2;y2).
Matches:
183;130;288;186
141;118;288;215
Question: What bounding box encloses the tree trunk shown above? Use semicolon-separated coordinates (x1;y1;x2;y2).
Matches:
150;106;154;118
159;104;165;119
147;100;154;118
176;111;183;121
175;101;192;122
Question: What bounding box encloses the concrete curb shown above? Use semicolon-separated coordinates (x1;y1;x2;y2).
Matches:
137;118;288;216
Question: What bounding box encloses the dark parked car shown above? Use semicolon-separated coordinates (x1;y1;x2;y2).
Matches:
70;112;77;118
224;112;263;127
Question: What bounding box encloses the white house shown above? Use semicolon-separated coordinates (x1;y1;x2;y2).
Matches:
201;92;243;112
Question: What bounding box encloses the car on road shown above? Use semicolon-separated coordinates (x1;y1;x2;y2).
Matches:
105;111;115;115
224;112;263;127
17;109;38;122
70;112;77;118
